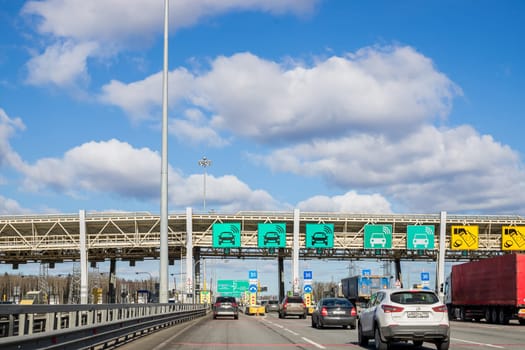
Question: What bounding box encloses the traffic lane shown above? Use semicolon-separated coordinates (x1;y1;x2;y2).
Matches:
117;312;329;350
262;312;355;347
449;320;525;349
264;314;525;350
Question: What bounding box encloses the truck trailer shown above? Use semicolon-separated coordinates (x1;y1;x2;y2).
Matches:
340;275;390;312
444;253;525;325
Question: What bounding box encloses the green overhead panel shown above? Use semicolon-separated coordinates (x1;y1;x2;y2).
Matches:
407;225;435;250
305;223;334;248
258;223;286;248
213;223;241;248
364;224;392;249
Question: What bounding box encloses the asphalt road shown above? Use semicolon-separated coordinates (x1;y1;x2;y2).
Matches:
117;312;525;350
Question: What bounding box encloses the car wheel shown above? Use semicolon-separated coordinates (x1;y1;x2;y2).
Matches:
316;319;323;329
435;340;450;350
358;322;369;347
413;340;423;347
374;327;389;350
234;315;239;320
311;318;316;328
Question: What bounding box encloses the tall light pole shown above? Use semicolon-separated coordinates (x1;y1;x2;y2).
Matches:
159;0;169;304
198;156;212;211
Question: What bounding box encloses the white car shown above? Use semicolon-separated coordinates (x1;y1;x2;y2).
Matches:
412;234;429;248
358;289;450;350
370;233;387;247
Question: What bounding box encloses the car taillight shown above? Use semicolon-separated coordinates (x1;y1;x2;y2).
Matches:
283;302;288;309
381;304;404;313
232;302;238;307
432;305;447;313
321;307;328;316
214;302;221;307
351;307;357;316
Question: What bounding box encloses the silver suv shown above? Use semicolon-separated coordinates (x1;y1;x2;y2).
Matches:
279;296;307;319
358;289;450;350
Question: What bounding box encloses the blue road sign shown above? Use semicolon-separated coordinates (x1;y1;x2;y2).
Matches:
304;270;313;280
362;269;371;276
421;272;430;281
304;285;312;293
249;284;258;293
249;270;258;279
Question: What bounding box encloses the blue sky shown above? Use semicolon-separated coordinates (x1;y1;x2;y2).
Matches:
0;0;524;294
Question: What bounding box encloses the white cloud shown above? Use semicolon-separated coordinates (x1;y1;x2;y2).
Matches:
170;109;230;147
297;191;392;213
0;195;27;215
195;47;460;142
25;41;98;87
21;0;318;87
99;68;195;123
0;108;26;170
18;139;281;211
258;125;525;213
101;46;459;142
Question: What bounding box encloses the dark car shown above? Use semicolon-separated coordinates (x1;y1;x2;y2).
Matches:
311;297;357;329
265;299;280;313
311;232;328;246
213;296;239;319
218;232;236;245
279;296;307;319
263;232;281;245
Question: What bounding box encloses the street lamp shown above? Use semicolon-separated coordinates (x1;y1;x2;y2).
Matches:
198;156;212;211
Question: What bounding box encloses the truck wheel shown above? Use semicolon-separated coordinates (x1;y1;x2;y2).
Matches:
374;327;389;350
498;309;509;325
459;307;466;321
491;308;498;324
519;319;525;325
485;308;492;323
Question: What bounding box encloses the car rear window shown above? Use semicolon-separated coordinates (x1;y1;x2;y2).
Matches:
268;300;278;304
216;297;236;303
287;297;304;303
323;298;352;307
390;291;438;305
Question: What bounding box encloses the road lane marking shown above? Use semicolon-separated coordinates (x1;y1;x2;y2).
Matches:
285;328;299;335
451;337;505;349
302;337;326;349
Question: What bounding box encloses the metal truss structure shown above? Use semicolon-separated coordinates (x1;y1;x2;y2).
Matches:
0;211;524;266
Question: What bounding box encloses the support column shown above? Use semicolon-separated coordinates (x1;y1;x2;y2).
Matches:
185;207;193;303
394;258;403;288
278;254;285;301
108;258;116;303
79;210;88;304
292;209;300;295
437;211;447;300
194;249;201;303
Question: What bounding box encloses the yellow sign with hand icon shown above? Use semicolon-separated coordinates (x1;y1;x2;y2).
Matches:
502;226;525;250
450;225;478;250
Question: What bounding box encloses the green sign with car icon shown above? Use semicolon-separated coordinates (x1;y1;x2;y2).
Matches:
213;223;241;248
364;224;392;249
258;223;286;248
406;225;435;250
305;223;334;248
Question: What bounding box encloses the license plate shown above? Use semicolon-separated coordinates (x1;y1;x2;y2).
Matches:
407;311;429;318
333;310;346;315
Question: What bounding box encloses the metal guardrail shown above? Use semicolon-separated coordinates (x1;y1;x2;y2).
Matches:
0;303;208;350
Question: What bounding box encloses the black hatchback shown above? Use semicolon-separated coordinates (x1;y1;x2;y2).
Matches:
311;297;357;329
